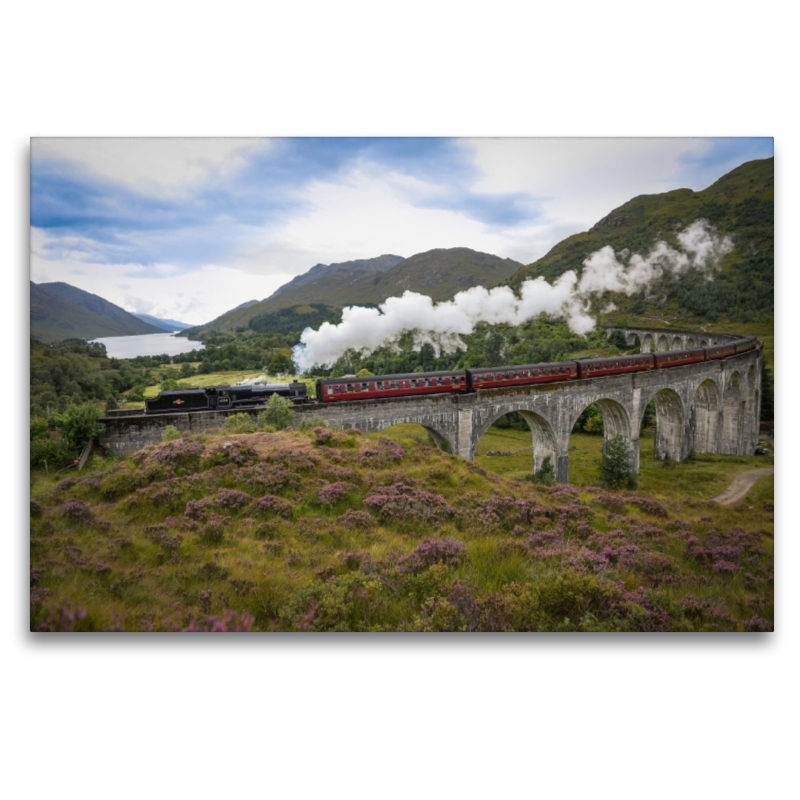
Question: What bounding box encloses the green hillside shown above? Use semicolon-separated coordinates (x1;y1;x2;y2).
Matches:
509;157;773;324
31;282;162;342
185;248;523;338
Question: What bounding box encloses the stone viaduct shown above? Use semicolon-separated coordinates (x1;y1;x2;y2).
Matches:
99;326;762;485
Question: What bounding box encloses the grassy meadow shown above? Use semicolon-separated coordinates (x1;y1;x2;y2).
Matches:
29;419;773;632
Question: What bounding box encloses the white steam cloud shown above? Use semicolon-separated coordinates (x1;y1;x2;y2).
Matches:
292;219;733;370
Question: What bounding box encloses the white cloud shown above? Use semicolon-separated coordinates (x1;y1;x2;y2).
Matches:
32;137;271;195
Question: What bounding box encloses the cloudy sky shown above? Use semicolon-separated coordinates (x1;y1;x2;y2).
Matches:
30;137;773;325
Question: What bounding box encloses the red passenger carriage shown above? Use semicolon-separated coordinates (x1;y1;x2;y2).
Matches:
316;370;468;403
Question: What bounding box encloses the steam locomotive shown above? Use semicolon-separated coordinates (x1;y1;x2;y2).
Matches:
145;335;759;413
144;381;309;414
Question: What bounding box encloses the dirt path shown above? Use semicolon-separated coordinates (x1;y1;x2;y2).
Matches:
710;468;774;505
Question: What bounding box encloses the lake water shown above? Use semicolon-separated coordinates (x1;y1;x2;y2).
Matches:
90;332;206;359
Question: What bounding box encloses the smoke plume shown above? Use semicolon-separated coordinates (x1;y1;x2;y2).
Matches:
292;220;733;370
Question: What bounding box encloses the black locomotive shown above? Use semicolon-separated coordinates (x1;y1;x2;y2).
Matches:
144;381;308;414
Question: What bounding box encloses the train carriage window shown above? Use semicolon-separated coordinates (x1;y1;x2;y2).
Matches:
389;381;398;389
360;383;369;392
376;382;384;390
502;372;509;380
327;386;334;395
346;384;354;393
411;379;418;388
424;378;431;387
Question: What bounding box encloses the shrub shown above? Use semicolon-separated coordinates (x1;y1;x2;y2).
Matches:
162;425;181;443
30;435;76;469
54;403;105;450
316;481;356;507
222;413;256;434
398;537;468;574
257;394;295;429
596;434;638;490
525;454;555;485
198;513;231;544
295;413;327;431
105;395;119;412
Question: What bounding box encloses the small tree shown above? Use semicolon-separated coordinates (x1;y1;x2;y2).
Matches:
356;368;374;377
596;433;638;490
161;378;179;391
162;425;181;442
257;393;295;429
105;395;119;412
526;454;555;485
55;404;105;450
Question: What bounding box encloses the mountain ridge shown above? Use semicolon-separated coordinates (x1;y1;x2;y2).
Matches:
185;248;523;337
30;282;163;343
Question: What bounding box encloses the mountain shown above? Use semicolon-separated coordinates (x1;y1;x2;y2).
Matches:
508;157;773;323
132;313;194;332
30;282;163;343
186;248;523;337
266;254;405;306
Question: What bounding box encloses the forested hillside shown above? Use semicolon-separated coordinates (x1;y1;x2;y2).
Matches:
510;157;773;324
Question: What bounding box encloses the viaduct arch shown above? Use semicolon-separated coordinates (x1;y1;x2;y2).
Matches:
99;327;762;485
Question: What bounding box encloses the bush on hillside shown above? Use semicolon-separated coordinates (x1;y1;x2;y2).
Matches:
54;404;105;450
257;394;295;429
222;413;257;434
596;434;638;490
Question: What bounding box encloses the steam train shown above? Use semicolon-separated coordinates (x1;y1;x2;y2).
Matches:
145;335;759;413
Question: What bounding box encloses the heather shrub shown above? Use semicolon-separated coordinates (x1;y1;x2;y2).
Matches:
312;427;334;446
203;441;258;468
363;482;456;527
335;509;374;530
254;494;293;518
162;425;181;443
141;438;205;470
198;513;231;544
398;537;468;574
316;481;357;507
257;394;295;430
58;499;97;526
222;413;256;434
358;438;405;466
216;488;253;511
238;463;300;495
